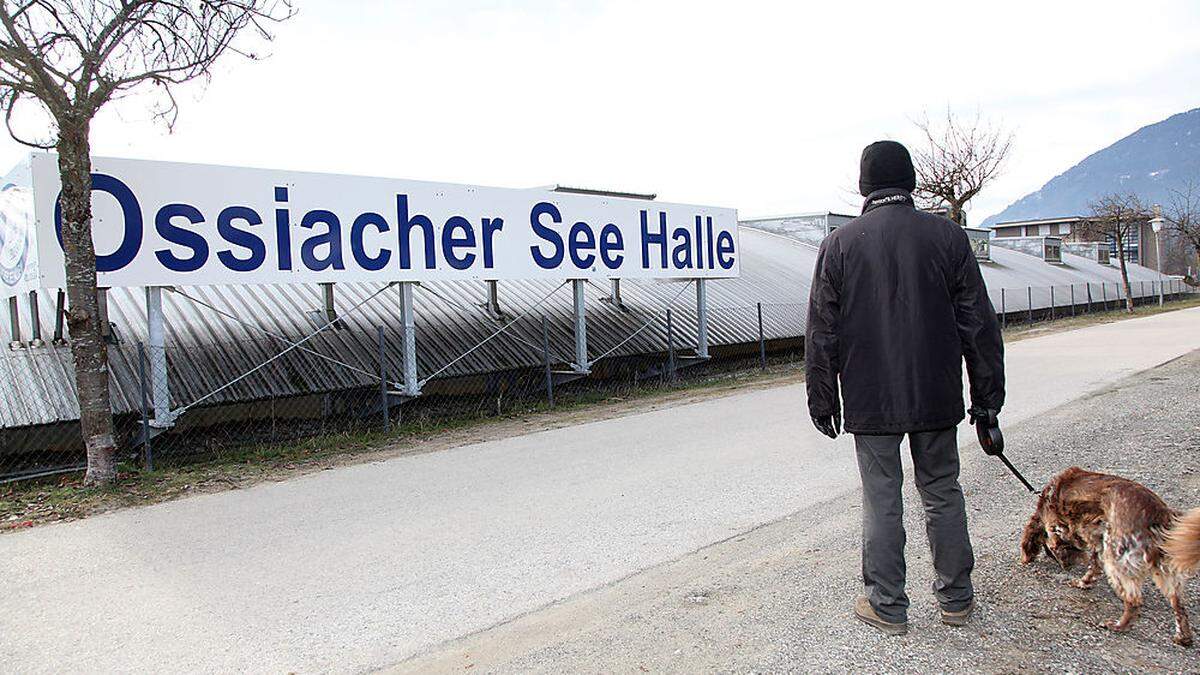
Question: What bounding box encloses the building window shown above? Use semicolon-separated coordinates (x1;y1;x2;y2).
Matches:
1107;229;1140;263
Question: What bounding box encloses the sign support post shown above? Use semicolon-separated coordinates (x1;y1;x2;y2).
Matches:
572;279;589;373
145;286;174;427
7;296;21;349
27;291;41;346
398;282;420;397
695;279;709;359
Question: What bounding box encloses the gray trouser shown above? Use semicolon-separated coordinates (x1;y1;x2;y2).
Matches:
853;428;974;623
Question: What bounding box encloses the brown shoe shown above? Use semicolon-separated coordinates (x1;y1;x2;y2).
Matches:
854;595;908;636
941;600;975;627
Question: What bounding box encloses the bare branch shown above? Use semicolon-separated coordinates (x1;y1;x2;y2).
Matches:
1165;179;1200;260
0;0;295;486
1076;192;1151;313
911;108;1013;226
0;0;295;122
1;88;55;147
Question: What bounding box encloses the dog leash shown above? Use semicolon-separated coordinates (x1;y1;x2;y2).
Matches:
994;452;1037;493
970;408;1037;494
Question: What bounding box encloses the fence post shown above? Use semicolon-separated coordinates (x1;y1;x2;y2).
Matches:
666;308;676;382
540;314;554;408
1050;286;1055;320
1070;284;1076;317
377;326;389;432
757;302;766;370
137;342;153;471
1027;286;1033;324
1000;288;1006;328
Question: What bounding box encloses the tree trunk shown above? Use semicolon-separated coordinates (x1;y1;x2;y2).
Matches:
948;200;966;227
56;116;118;485
1114;232;1135;313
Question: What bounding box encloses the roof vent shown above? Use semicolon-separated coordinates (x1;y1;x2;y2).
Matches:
1063;241;1111;265
542;185;656;201
991;236;1063;264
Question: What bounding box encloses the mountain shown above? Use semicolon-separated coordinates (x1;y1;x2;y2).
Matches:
981;107;1200;227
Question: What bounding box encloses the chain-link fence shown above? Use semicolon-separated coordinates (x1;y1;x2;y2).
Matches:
0;289;807;482
990;278;1191;327
0;277;1193;483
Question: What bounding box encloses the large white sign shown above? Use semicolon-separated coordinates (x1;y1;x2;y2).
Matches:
27;154;739;290
0;176;38;298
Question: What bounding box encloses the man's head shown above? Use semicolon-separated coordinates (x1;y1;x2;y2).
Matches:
859;140;916;196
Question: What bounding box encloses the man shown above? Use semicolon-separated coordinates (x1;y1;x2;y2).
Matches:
805;140;1005;636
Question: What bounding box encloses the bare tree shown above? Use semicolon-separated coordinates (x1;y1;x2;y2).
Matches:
0;1;293;485
912;109;1013;226
1077;193;1150;313
1166;179;1200;276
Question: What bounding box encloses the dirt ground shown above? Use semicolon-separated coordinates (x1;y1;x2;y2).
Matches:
395;349;1200;674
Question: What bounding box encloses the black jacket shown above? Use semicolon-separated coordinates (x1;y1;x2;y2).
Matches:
805;189;1005;434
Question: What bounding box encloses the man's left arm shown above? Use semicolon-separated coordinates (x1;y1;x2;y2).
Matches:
951;232;1005;414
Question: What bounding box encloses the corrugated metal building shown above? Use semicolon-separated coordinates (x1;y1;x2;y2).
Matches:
0;219;1185;433
0;227;810;429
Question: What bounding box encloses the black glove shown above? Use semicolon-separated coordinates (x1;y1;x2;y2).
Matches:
968;406;1004;456
811;411;841;439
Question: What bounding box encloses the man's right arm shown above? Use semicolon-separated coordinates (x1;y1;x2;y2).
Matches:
951;231;1005;413
805;237;842;425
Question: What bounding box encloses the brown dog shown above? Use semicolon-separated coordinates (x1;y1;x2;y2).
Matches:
1020;467;1200;646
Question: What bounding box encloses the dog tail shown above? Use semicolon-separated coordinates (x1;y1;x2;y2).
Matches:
1165;508;1200;574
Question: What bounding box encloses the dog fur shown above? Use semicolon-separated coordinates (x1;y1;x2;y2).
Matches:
1020;467;1200;647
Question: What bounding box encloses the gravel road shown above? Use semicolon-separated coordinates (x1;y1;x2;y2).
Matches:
396;349;1200;673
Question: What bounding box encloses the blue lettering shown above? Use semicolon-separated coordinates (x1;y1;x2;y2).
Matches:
154;203;208;272
716;231;736;270
598;223;623;269
639;210;668;270
482;217;503;268
529;202;564;269
54;173;142;272
350;212;391;271
300;209;345;271
442;215;477;270
705;216;715;270
671;226;693;269
396;194;436;270
275;186;292;270
568;221;596;269
216;206;265;272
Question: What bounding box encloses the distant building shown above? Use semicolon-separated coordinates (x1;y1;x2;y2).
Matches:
963;227;992;261
922;205;958;223
738;212;855;248
991;216;1083;239
992;215;1162;271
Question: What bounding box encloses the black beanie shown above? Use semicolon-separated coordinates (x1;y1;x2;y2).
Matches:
859;140;916;196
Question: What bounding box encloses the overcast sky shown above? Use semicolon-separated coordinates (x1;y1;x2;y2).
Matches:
2;0;1198;223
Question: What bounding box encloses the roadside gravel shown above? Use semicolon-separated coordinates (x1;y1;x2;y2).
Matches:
395;349;1200;673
